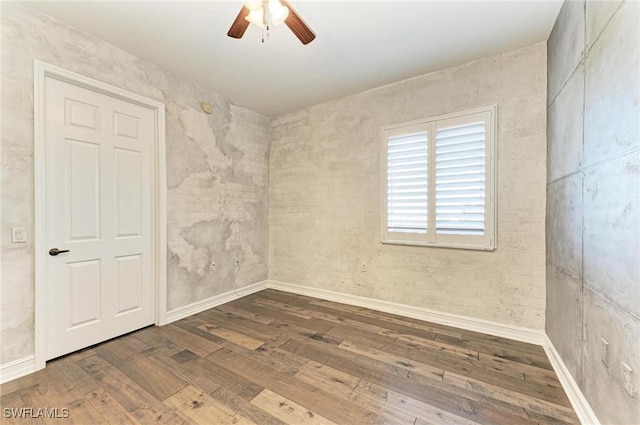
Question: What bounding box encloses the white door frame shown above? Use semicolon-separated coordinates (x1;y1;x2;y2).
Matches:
33;60;167;371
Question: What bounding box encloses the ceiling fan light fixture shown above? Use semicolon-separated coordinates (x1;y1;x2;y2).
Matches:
243;0;263;12
228;0;315;45
268;0;289;26
245;8;266;28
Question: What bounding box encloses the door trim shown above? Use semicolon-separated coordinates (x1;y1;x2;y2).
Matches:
33;60;167;371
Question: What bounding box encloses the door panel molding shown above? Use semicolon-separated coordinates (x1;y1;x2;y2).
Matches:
34;60;167;370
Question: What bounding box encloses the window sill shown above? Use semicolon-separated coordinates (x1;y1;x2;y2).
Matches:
381;239;496;252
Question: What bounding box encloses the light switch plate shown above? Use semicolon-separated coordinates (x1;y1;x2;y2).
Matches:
11;227;27;243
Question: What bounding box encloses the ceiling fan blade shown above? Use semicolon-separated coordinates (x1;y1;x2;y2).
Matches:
282;0;316;45
227;6;251;39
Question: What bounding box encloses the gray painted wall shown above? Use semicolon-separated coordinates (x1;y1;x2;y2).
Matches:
270;44;548;330
1;3;269;365
546;1;640;423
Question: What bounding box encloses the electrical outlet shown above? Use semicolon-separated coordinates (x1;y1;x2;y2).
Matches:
209;261;216;271
360;263;367;272
600;338;609;366
622;363;634;396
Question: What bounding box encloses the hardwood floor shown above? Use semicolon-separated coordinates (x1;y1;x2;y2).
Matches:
0;289;579;424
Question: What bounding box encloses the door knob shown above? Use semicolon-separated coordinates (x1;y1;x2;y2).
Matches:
49;248;70;256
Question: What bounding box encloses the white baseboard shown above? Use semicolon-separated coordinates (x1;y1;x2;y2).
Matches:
267;280;545;345
165;280;269;324
543;335;601;425
0;355;35;384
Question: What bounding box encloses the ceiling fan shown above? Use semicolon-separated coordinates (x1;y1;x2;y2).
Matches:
227;0;316;45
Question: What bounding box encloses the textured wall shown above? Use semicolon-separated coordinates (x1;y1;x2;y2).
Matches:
269;44;548;330
1;4;269;365
546;1;640;423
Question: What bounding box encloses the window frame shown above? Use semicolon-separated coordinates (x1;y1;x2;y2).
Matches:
380;105;497;251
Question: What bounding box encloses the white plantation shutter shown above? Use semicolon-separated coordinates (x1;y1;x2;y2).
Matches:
435;121;486;235
387;133;428;233
381;106;495;250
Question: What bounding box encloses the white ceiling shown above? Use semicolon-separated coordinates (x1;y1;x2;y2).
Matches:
28;1;562;116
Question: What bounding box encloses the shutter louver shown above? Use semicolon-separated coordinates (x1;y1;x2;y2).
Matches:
387;133;428;233
435;122;485;235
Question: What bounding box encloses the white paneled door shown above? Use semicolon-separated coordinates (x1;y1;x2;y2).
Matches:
44;77;155;360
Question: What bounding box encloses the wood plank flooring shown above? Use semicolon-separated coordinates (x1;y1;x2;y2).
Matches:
0;289;579;424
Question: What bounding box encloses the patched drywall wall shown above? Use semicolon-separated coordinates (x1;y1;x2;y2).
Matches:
546;1;640;423
269;44;548;330
1;3;269;365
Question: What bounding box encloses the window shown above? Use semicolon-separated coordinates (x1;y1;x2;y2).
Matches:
380;105;496;250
